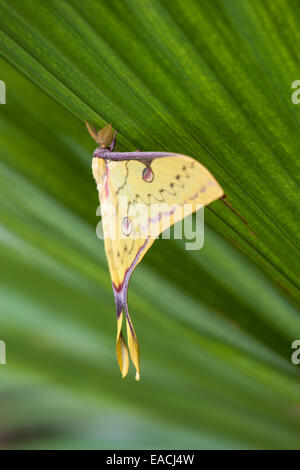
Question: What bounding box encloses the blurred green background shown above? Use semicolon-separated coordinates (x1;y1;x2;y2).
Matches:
0;0;300;449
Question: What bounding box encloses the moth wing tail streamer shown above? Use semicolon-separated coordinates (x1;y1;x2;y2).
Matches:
116;310;129;378
110;238;153;380
125;309;141;381
112;235;153;381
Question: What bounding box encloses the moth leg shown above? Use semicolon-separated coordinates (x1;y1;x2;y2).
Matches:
110;130;118;151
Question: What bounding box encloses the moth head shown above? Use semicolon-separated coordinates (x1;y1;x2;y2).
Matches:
85;121;114;148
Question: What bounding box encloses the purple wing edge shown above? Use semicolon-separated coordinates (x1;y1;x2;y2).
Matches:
94;149;178;161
